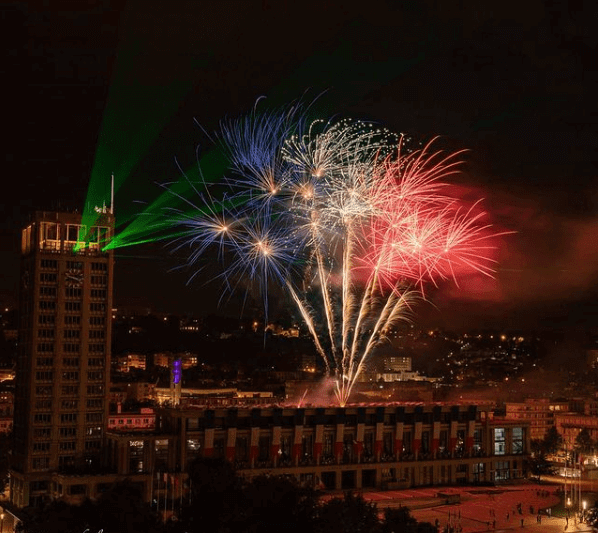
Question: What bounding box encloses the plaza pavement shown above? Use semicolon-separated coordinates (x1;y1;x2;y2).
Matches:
327;482;596;533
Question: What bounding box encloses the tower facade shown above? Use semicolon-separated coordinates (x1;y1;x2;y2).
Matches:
10;210;114;508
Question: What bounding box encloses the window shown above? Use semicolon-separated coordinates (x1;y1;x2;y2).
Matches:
87;371;103;381
64;330;80;339
88;358;104;367
40;272;57;283
65;287;82;299
60;413;77;423
494;428;506;455
90;303;106;312
89;316;105;326
38;329;54;339
89;344;105;353
38;314;55;325
41;259;57;269
63;343;80;353
37;343;54;353
34;428;51;438
64;315;81;325
36;357;53;367
59;441;76;451
62;358;79;367
85;440;101;450
87;399;103;409
61;385;79;395
65;301;81;312
473;428;483;454
91;262;107;272
67;260;83;270
66;224;85;243
90;289;106;300
512;427;524;455
86;413;103;423
39;300;56;311
35;399;52;410
35;386;52;396
62;371;79;381
39;286;56;297
87;385;104;395
58;455;75;469
59;427;77;438
61;400;78;410
40;222;60;249
32;457;50;470
34;414;52;424
35;371;53;382
494;460;510;481
33;442;50;452
88;226;110;249
323;433;334;457
86;426;102;437
91;275;107;286
89;330;104;339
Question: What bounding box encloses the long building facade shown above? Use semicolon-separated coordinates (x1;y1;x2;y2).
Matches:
98;403;529;508
10;210;114;508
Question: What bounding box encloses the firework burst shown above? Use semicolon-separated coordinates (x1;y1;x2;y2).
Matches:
170;106;499;406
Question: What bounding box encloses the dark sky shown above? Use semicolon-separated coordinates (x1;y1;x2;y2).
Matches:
2;0;597;333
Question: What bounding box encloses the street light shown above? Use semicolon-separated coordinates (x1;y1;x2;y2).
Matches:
1;511;4;533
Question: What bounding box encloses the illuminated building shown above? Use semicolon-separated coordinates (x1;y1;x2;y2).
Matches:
505;398;569;441
106;403;529;494
107;406;156;432
10;210;114;508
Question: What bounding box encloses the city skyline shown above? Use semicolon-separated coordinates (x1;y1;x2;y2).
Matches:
2;1;598;332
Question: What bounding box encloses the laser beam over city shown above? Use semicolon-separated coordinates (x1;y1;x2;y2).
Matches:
167;104;501;406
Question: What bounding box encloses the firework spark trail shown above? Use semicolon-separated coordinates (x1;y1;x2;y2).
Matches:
169;105;500;406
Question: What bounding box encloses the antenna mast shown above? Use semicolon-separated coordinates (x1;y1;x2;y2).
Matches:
110;172;115;214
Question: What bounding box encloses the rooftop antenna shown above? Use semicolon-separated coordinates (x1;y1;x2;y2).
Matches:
110;172;115;215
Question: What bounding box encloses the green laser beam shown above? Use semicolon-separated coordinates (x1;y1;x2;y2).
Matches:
88;12;448;253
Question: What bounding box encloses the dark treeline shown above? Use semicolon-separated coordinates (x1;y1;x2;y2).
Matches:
19;458;436;533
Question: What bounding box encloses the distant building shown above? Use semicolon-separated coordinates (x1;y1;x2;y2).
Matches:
383;356;412;372
504;397;570;441
107;405;155;432
0;416;12;433
153;387;274;407
0;369;15;382
152;352;198;369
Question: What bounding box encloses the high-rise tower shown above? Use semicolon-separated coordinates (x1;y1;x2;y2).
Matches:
10;210;114;508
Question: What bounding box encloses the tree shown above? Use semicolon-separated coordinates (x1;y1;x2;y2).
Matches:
0;431;11;494
180;457;245;532
526;453;556;481
316;492;381;533
381;506;417;533
19;480;161;533
94;480;162;533
241;474;319;533
575;428;594;455
381;507;436;533
543;426;563;454
530;438;544;456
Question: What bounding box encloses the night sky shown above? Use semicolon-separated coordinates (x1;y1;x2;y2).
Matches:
2;0;597;333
